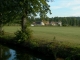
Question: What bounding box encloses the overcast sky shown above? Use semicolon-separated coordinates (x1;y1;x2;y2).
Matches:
47;0;80;17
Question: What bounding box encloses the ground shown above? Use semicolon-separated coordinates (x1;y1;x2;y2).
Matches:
3;26;80;47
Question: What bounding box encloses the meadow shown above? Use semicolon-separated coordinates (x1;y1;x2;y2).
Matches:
3;26;80;47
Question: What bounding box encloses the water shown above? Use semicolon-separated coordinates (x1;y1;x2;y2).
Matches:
0;44;43;60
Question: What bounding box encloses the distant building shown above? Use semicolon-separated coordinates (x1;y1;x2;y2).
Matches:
31;20;62;26
50;21;62;26
50;21;57;26
41;21;45;25
31;21;45;26
31;24;34;26
58;21;62;26
45;21;49;25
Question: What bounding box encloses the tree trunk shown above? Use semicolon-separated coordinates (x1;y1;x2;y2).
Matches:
0;13;3;34
21;15;27;32
0;24;3;35
0;48;3;58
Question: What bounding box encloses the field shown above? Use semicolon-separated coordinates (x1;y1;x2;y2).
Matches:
3;26;80;47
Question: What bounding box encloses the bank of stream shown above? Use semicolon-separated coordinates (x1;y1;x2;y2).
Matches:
0;44;53;60
0;35;80;60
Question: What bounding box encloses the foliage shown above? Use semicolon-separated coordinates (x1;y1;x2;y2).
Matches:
0;30;4;35
29;40;39;49
0;0;51;22
0;0;52;32
0;45;11;60
0;0;19;25
27;17;80;27
15;27;32;43
51;17;80;26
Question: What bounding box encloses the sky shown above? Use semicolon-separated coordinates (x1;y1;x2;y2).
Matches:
47;0;80;17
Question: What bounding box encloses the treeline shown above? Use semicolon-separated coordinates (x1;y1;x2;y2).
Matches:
8;16;80;26
31;17;80;26
50;17;80;26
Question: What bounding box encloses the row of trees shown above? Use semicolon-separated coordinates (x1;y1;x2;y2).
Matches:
51;17;80;26
26;17;80;26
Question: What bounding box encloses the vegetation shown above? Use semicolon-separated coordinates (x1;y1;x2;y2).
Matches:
1;26;80;60
0;0;53;43
1;0;80;59
0;45;11;60
26;17;80;26
10;16;80;27
2;26;80;47
15;27;32;44
52;17;80;26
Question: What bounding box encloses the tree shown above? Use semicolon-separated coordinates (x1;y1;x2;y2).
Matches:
0;0;21;34
14;0;52;32
0;0;53;42
73;17;77;26
0;0;10;34
15;0;52;42
0;0;52;32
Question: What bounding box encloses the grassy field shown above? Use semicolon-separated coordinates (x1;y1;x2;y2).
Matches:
3;26;80;47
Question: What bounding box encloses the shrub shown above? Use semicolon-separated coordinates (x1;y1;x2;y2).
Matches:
15;27;32;44
0;30;4;35
29;41;39;49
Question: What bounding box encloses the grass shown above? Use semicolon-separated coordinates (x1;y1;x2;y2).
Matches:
3;26;20;33
3;26;80;47
30;26;80;47
2;26;80;60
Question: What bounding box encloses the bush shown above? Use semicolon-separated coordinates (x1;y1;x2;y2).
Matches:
29;41;39;49
15;27;32;44
0;30;4;35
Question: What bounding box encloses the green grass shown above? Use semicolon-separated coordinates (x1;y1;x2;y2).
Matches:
3;26;80;47
31;26;80;47
3;26;20;33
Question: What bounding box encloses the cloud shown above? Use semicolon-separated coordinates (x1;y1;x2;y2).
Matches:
72;13;80;16
50;0;80;10
67;0;80;10
48;0;80;17
72;6;80;10
50;6;62;9
66;1;80;6
70;11;80;16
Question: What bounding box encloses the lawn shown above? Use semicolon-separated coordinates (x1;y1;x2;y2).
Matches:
3;26;80;47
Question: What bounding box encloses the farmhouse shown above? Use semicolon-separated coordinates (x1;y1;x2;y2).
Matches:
58;21;62;26
31;21;45;26
50;21;62;26
31;20;62;26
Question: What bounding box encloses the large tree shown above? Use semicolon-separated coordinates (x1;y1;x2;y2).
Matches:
0;0;53;42
0;0;52;33
0;0;20;34
18;0;52;32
